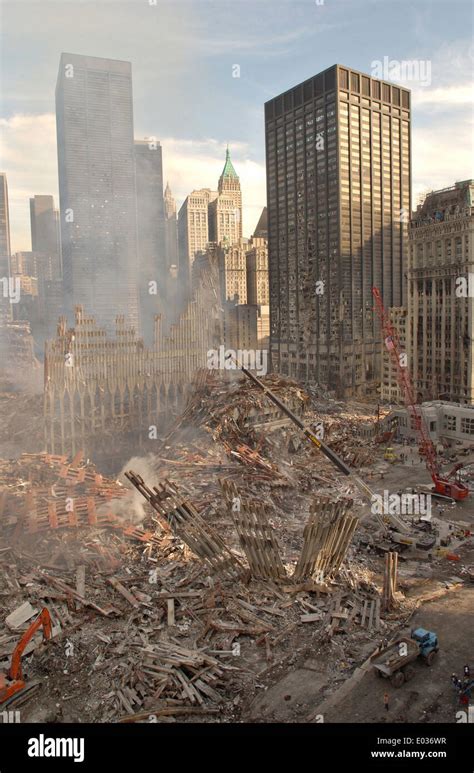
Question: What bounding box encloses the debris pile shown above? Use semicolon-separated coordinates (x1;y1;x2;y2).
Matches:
1;515;413;722
171;372;310;439
0;391;44;458
0;452;146;542
1;372;472;723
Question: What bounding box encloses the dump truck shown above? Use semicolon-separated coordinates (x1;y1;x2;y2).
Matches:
371;628;439;687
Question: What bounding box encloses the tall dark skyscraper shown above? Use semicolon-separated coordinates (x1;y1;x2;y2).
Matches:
29;194;61;276
164;182;178;269
0;173;12;324
0;173;11;263
265;64;411;395
55;53;140;332
134;139;166;343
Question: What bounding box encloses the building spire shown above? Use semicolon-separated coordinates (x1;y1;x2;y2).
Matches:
220;145;239;181
164;181;176;219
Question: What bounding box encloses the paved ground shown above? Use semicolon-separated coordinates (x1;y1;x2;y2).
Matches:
321;577;473;724
370;442;474;528
246;570;473;725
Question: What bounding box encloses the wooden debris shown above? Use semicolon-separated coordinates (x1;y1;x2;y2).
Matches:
300;613;323;623
5;601;38;629
107;577;140;608
382;551;398;611
167;598;175;626
118;706;220;723
76;565;86;597
39;571;120;617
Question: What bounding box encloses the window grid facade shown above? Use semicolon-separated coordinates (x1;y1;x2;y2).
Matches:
56;54;140;333
265;64;411;394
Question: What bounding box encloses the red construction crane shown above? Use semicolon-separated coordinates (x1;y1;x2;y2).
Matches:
372;286;469;502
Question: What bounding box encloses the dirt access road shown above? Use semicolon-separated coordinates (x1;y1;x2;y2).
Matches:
321;581;473;724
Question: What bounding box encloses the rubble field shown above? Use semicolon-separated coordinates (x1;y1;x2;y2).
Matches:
0;374;472;723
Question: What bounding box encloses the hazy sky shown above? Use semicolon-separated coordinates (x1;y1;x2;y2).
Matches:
1;0;473;251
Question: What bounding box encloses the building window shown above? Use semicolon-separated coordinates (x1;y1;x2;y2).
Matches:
444;415;456;432
350;72;360;93
339;69;349;90
461;417;474;436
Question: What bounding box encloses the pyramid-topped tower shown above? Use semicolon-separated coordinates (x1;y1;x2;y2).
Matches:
209;146;242;244
218;146;241;195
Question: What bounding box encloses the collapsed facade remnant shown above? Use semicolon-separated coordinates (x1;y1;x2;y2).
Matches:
129;474;358;586
220;479;287;581
294;497;358;582
0;320;41;392
382;551;398;611
125;472;243;580
44;257;222;464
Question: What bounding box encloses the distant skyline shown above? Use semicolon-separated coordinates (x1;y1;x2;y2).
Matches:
1;0;473;251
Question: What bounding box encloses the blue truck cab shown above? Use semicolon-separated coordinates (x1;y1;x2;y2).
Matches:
411;627;439;661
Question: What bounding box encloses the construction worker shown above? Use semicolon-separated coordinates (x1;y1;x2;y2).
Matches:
464;664;470;679
384;692;389;712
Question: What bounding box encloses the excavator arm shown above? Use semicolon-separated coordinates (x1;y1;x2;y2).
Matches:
7;608;52;682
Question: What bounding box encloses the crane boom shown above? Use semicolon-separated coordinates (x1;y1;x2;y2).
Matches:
227;355;375;503
229;355;419;535
372;287;469;501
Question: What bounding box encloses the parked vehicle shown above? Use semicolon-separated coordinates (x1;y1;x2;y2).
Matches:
371;628;439;687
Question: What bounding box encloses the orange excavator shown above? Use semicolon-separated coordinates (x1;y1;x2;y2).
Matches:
0;607;53;707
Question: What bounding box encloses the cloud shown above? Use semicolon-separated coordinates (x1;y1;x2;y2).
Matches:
2;114;266;251
155;137;266;236
412;84;474;108
2;103;471;253
412;119;474;204
0;113;59;252
170;23;342;57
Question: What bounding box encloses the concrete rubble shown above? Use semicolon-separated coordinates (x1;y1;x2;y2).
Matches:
0;373;473;723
